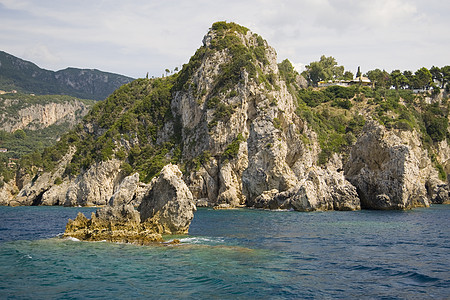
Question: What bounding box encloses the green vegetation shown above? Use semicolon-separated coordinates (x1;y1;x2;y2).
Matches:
0;155;15;185
0;124;73;160
183;150;212;173
294;81;448;170
173;47;207;92
17;76;182;183
71;77;178;182
208;23;267;95
297;85;357;108
301;54;450;93
366;66;450;91
301;55;344;86
297;104;365;165
211;21;249;35
278;59;297;85
222;133;245;161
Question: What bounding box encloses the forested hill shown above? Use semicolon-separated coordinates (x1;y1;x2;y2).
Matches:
0;51;134;101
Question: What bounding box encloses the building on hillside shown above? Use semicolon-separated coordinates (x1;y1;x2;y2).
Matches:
318;75;373;88
0;148;7;153
350;75;373;87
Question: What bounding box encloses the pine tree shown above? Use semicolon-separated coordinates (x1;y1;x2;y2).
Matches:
356;66;361;78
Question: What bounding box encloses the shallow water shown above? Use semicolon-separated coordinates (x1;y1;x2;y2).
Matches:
0;205;449;299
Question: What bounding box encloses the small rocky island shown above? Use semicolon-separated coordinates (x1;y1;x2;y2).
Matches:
64;164;196;244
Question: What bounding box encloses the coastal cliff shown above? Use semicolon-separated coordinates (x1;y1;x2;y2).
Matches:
1;22;449;211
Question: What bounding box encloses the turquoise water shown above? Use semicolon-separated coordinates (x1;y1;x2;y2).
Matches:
0;206;449;299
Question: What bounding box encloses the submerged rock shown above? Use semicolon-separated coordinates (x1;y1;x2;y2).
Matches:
64;164;196;244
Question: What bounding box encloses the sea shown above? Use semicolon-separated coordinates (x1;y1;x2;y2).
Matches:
0;205;449;299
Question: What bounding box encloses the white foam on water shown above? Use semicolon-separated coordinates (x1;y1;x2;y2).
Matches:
65;236;80;242
179;236;225;245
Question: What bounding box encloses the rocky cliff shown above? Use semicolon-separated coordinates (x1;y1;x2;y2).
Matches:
345;121;443;209
1;22;449;211
171;24;358;210
0;94;93;132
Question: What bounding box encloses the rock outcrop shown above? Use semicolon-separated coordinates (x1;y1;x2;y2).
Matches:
432;184;450;204
138;164;196;234
64;159;124;207
11;151;125;207
13;147;77;206
0;179;18;206
249;164;360;211
345;121;440;209
64;164;196;244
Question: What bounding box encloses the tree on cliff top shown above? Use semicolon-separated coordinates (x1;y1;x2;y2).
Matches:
414;67;432;90
301;55;344;86
390;70;409;90
366;69;390;89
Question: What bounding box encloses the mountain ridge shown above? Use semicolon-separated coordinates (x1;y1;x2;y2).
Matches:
0;50;134;100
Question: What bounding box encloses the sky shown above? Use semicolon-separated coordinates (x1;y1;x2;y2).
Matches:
1;0;449;79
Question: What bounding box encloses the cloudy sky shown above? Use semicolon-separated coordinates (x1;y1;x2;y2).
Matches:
1;0;448;78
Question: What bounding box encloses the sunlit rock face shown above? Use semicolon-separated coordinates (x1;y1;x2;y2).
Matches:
64;164;196;244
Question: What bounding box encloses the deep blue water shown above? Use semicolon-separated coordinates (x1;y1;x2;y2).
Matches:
0;205;449;299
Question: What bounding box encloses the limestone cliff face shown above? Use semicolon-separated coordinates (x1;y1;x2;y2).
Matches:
173;26;333;210
0;97;91;132
345;121;440;209
249;155;360;211
12;153;124;207
0;180;18;206
12;147;76;206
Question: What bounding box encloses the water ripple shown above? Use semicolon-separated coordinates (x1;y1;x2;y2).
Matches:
0;205;449;299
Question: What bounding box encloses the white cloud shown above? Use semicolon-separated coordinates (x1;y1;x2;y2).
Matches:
22;44;61;66
0;0;448;78
292;62;306;73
